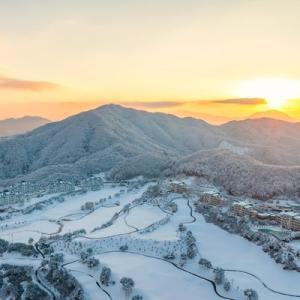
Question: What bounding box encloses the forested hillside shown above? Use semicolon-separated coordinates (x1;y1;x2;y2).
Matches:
0;104;299;198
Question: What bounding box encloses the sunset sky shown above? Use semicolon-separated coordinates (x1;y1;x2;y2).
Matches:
1;0;300;123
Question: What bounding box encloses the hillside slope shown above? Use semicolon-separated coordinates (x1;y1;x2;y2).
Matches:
173;149;300;198
0;105;225;185
0;104;299;198
219;119;300;165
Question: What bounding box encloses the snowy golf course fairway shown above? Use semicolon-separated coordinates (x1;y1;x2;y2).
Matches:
1;180;300;300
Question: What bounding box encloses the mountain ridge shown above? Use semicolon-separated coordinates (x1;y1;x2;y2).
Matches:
0;115;50;137
0;104;299;199
248;109;295;122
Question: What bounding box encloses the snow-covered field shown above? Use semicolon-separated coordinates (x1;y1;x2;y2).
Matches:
138;198;192;241
0;184;149;243
190;214;300;299
1;219;59;243
100;252;217;300
2;180;300;300
290;240;300;251
126;205;166;229
68;252;218;300
40;187;123;220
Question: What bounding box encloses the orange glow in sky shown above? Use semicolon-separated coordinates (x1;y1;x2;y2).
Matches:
0;0;300;123
236;79;300;109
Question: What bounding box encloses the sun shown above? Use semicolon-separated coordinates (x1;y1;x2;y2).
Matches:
237;78;300;109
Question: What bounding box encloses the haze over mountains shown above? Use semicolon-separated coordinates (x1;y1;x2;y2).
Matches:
0;116;50;137
0;104;299;199
248;110;295;122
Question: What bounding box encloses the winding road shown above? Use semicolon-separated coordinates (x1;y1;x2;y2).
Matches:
35;268;56;300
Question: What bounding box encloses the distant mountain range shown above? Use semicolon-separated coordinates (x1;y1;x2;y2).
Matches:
0;116;50;137
184;109;296;125
248;110;295;122
0;105;299;199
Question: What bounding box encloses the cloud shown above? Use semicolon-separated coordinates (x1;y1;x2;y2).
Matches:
122;98;267;109
0;75;60;91
123;101;182;108
212;98;267;105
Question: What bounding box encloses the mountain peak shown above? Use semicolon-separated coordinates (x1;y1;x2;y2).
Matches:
94;103;127;112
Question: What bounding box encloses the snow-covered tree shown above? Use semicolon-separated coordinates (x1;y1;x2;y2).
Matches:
223;280;231;292
120;277;135;296
198;258;212;269
100;267;112;286
86;257;100;269
214;268;225;285
244;289;259;300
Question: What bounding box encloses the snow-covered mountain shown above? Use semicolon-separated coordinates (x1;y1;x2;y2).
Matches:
0;104;299;198
174;149;300;199
0;116;50;137
0;105;222;183
220;118;300;166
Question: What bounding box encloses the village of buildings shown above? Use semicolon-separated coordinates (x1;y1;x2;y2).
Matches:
201;192;300;234
198;190;300;270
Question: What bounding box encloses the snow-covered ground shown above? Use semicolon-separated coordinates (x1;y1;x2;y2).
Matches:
290;240;300;251
190;213;300;299
126;205;166;229
68;252;218;300
60;205;121;236
40;187;122;220
2;180;300;300
0;253;42;267
0;184;150;243
1;219;59;243
69;269;105;300
100;252;216;300
138;198;192;241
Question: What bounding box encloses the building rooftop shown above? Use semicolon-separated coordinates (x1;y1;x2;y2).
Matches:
280;211;300;219
234;201;254;209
